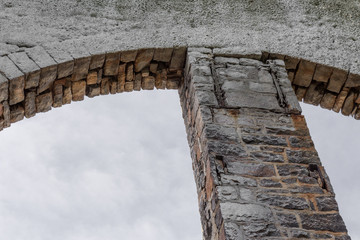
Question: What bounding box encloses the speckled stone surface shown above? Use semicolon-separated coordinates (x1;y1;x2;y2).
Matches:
0;0;359;74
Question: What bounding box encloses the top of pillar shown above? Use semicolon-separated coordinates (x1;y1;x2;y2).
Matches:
0;0;359;74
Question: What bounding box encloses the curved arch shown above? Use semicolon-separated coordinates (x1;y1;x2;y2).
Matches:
1;46;360;132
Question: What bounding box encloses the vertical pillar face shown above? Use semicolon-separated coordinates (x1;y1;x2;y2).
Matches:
179;48;350;240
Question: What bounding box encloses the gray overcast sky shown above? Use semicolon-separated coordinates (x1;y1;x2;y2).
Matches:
0;90;358;239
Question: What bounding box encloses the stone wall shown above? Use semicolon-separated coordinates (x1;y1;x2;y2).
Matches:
180;48;350;239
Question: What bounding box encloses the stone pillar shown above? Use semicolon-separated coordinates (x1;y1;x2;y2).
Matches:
179;48;351;240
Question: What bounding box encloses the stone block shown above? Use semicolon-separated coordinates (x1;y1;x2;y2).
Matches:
87;71;99;85
345;73;360;87
134;73;142;91
36;91;53;113
62;85;72;105
0;74;8;102
72;80;86;101
275;212;299;228
316;196;339;211
169;47;187;70
277;164;308;177
52;82;63;108
153;48;173;62
2;101;10;128
224;91;282;111
166;78;181;89
257;194;309;210
120;50;137;62
10;104;24;123
295;86;307;101
141;76;155;90
284;56;300;70
43;46;74;79
327;68;348;93
259;179;282;188
320;92;337;110
220;174;257;187
100;77;110;95
341;91;355;116
72;57;91;81
242;134;287;146
286;149;320;164
227;162;276;177
333;87;349;112
110;80;117;94
104;52;120;76
300;213;347;232
26;46;57;93
220;202;272;222
124;81;134;92
150;62;158;73
313;64;332;83
303;81;326;106
0;56;25;105
134;49;154;72
117;63;126;93
24;91;36;118
126;63;134;81
8;52;40;89
86;85;100;98
293;60;316;87
89;53;105;70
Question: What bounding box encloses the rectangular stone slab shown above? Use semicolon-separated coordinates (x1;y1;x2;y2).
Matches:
0;56;25;105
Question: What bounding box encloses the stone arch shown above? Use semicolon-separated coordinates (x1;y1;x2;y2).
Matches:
1;46;360;131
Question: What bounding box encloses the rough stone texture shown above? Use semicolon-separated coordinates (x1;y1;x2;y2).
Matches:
179;49;350;240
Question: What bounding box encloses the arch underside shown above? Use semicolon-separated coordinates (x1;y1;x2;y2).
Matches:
0;46;359;131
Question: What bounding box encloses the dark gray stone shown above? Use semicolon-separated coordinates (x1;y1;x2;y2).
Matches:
227;162;276;177
316;196;339;211
286;149;320;164
242;134;287;146
257;194;309;210
301;213;347;232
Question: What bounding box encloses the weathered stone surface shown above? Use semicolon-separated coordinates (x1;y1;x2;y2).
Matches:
8;52;40;89
52;82;63;108
293;60;316;87
276;212;299;228
71;81;86;101
24;91;36;118
0;56;25;105
72;57;91;81
243;222;280;238
327;68;348;93
313;64;333;83
166;78;180;89
26;46;57;93
333;87;349;112
117;64;126;92
134;49;154;72
257;194;309;210
287;149;320;164
284;56;300;70
62;85;72;105
150;62;158;73
203;124;238;142
153;48;173;62
0;74;8;102
320;92;337;110
341;91;355;116
2;101;10;128
10;104;24;123
345;73;360;87
207;141;247;157
36;91;53;112
227;162;276;177
169;47;187;70
86;85;100;98
288;136;314;148
303;81;326;106
249;151;284;163
133;73;141;91
43;46;74;79
242;135;287;146
277;164;308;177
100;77;110;95
124;81;134;92
316;196;339;211
301;214;347;232
220;202;272;222
290;229;311;238
220;174;257;187
104;52;120;76
259;179;282;188
141;76;155;90
87;71;98;85
295;86;307;101
121;50;137;62
89;53;105;70
126;63;134;81
225;91;282;111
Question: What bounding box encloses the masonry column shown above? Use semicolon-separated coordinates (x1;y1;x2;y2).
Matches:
179;48;350;240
